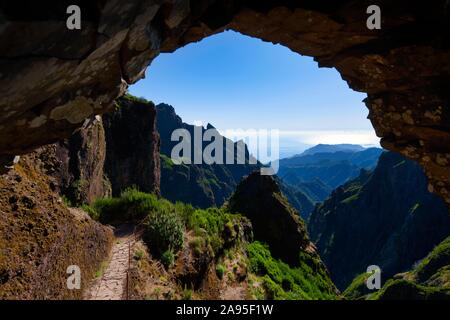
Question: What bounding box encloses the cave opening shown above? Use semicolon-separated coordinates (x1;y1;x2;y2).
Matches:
1;2;449;301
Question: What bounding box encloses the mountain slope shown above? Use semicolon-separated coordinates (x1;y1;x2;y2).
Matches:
308;151;450;290
156;103;259;208
345;236;450;300
226;172;338;298
371;236;450;300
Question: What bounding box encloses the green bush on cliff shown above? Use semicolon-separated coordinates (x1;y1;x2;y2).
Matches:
123;93;151;105
143;206;184;257
183;207;242;254
161;249;175;269
86;188;173;223
247;241;337;300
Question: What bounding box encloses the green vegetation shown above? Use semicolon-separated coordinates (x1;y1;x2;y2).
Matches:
341;193;359;204
216;264;226;280
343;273;371;300
409;202;420;214
393;160;406;168
123;93;151;105
182;287;193;300
161;249;175;269
84;188;176;224
413;236;450;283
134;250;144;261
143;207;184;257
85;187;341;300
85;188;245;267
183;207;241;255
246;242;337;300
61;195;74;208
352;236;450;300
368;279;448;300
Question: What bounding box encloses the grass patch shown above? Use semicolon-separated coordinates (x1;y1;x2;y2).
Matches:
246;242;337;300
413;236;450;282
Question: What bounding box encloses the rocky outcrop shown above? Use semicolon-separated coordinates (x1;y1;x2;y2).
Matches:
103;95;160;196
46;117;111;205
227;171;311;266
1;1;449;208
0;150;114;299
308;151;450;290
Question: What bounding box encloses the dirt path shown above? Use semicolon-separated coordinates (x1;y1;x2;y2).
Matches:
86;224;135;300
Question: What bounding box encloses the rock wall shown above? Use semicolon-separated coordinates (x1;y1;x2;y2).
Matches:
0;149;114;299
103;95;160;196
49;117;111;205
0;1;449;207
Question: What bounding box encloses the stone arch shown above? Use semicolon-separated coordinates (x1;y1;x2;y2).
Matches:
0;1;449;206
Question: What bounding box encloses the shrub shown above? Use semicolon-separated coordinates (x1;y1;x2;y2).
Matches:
161;249;175;269
84;188;171;224
184;208;239;254
143;206;184;256
134;250;144;261
216;264;226;280
182;287;193;300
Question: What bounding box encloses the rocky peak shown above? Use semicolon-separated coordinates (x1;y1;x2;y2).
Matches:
227;171;311;266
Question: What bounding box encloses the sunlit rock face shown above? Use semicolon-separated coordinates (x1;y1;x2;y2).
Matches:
0;1;449;206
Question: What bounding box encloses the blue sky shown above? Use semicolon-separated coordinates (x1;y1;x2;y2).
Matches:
129;30;379;157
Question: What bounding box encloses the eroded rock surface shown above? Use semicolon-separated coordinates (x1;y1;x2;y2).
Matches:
0;152;114;299
1;1;449;206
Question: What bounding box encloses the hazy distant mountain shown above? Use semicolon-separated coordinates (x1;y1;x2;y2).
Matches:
300;144;365;156
278;146;383;190
276;145;383;219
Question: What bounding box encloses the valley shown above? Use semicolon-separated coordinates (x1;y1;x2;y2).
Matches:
1;93;448;300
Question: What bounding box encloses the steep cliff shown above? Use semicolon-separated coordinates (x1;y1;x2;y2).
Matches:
309;151;450;290
103;95;160;196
